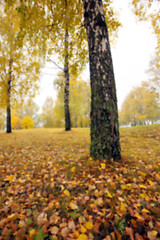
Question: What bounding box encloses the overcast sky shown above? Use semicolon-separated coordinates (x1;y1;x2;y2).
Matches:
35;0;157;110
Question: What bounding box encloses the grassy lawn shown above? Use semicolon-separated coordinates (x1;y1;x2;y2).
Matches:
0;125;160;239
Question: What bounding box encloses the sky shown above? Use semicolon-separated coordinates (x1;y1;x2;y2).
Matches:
35;0;157;111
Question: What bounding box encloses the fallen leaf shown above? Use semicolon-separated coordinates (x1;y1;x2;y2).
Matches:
64;189;70;197
124;227;134;240
61;227;70;238
69;201;78;210
68;219;76;230
141;208;150;213
50;226;59;235
77;234;88;240
147;231;158;240
85;221;93;230
37;212;47;226
29;229;36;238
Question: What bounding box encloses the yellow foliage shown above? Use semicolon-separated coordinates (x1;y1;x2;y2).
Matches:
11;116;21;130
21;116;34;129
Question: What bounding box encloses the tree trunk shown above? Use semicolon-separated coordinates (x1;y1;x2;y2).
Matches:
6;104;11;133
83;0;121;160
64;27;71;131
6;59;12;133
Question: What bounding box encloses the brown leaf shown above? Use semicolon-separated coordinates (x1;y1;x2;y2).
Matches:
37;212;47;226
50;226;59;235
103;236;111;240
115;230;121;240
0;218;8;228
135;233;144;240
124;227;134;240
147;231;158;240
61;227;70;238
68;219;76;230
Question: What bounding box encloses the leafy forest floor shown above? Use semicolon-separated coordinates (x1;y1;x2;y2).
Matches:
0;125;160;240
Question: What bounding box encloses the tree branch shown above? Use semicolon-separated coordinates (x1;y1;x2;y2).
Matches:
48;58;64;71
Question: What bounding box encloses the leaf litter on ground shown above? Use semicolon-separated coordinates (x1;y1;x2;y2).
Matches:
0;126;160;240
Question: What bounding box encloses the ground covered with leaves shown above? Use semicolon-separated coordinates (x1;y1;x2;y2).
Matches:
0;125;160;240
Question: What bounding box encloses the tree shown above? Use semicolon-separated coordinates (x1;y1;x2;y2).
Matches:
119;82;160;126
0;6;41;133
3;0;120;134
41;97;54;128
53;76;90;128
131;0;160;49
4;0;121;159
82;0;121;160
16;98;40;127
0;108;5;130
21;116;34;129
147;50;160;93
11;116;21;129
47;0;88;131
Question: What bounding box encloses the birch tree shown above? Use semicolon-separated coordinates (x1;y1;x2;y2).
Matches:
0;7;41;133
82;0;121;160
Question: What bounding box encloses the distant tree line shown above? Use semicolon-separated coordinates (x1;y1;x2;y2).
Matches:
0;79;90;130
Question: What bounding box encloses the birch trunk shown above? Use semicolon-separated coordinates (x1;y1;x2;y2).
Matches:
83;0;121;160
6;59;12;133
64;27;71;131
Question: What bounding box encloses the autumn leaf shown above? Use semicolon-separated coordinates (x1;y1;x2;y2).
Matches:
142;208;150;213
69;201;78;210
85;221;93;230
80;225;87;233
100;163;106;169
64;189;70;197
120;201;125;212
77;234;88;240
29;229;36;238
147;231;158;240
50;226;59;235
61;227;70;238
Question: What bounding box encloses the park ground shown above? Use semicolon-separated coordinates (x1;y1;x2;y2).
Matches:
0;125;160;240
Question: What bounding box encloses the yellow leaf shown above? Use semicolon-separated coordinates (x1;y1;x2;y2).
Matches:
140;172;146;177
148;180;154;186
77;234;88;240
80;225;87;233
120;201;125;212
100;163;106;169
71;167;75;173
148;230;158;240
142;208;150;213
72;181;77;185
85;221;93;230
107;192;112;198
151;231;158;237
29;229;36;238
4;175;14;183
139;184;147;189
64;189;70;197
140;193;145;198
120;184;126;189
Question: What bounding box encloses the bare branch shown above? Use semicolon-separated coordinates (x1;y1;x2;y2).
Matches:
48;58;64;71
